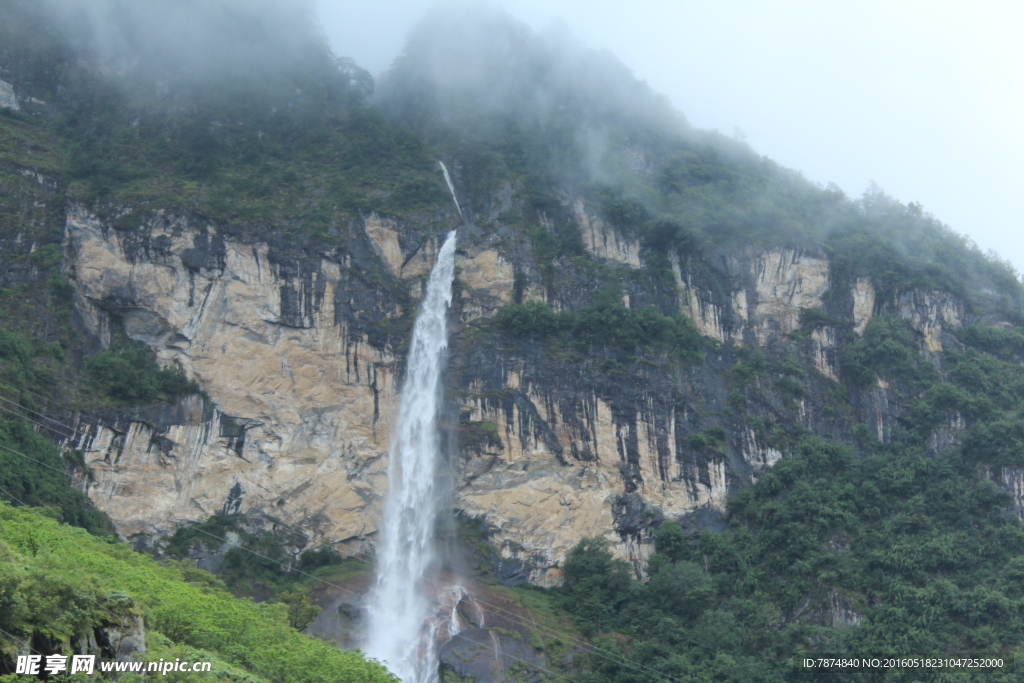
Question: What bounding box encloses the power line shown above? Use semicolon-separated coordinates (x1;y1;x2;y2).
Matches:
0;377;85;417
0;441;73;479
0;392;79;437
0;481;29;508
0;625;46;658
0;402;77;441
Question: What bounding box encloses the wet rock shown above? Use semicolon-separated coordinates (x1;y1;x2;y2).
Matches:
439;628;545;683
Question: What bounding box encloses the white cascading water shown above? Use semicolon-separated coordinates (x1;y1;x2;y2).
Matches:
438;161;464;223
364;227;459;683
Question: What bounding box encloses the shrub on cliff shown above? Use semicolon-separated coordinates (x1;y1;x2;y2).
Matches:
839;315;935;386
85;338;200;404
493;294;702;360
494;300;561;337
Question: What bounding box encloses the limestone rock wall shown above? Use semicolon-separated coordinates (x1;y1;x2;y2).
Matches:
0;79;18;111
65;206;521;553
897;289;963;351
853;277;876;334
749;249;830;343
60;203;983;582
1002;468;1024;524
67;207;400;548
452;348;791;583
662;248;830;346
574;201;641;268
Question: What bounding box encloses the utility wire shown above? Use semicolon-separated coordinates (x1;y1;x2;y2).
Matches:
0;403;77;442
0;481;29;508
0;625;47;658
0;393;79;436
0;441;73;479
0;377;86;416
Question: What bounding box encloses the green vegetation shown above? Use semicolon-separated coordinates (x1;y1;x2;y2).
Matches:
961;323;1024;360
158;512;378;633
0;0;452;241
458;420;502;455
494;286;702;360
689;427;727;456
827;197;1023;319
557;433;1024;681
0;408;112;537
62;93;444;232
0;325;112;535
162;512;358;592
0;503;395;682
727;348;768;384
380;6;1021;325
0;329;63;395
545;314;1024;681
3;4;1024;683
840;316;936;386
556;538;633;637
85;334;200;404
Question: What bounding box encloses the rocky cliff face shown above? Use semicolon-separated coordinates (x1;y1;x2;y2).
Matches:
67;206;399;550
62;203;514;552
55;190;1004;583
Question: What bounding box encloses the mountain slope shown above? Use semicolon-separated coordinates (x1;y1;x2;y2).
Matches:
1;2;1024;681
0;503;396;681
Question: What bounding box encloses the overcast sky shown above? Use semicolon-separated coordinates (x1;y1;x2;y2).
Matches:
315;0;1024;273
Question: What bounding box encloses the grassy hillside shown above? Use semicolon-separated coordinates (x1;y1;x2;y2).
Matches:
0;503;395;682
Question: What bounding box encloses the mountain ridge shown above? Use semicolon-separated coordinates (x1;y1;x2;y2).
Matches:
3;2;1024;681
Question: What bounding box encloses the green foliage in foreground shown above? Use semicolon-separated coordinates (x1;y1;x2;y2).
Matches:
0;503;396;683
160;511;368;630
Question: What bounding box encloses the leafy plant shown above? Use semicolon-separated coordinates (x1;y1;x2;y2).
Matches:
86;337;200;404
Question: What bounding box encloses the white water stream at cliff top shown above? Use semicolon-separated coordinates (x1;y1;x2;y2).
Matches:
365;229;458;683
439;161;464;223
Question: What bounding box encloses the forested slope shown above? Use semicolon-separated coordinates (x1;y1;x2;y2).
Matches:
1;2;1024;682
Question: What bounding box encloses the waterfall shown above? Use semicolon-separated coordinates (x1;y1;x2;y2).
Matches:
365;230;458;683
438;161;465;223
